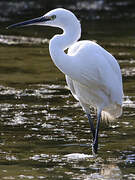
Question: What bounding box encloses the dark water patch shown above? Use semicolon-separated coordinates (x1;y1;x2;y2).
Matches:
0;44;64;85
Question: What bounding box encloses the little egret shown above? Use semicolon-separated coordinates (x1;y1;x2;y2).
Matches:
8;8;123;154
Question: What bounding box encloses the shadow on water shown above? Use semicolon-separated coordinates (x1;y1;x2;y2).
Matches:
0;3;135;180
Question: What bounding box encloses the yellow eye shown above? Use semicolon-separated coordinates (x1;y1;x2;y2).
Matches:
51;15;56;20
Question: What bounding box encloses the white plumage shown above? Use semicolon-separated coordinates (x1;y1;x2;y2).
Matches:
66;40;123;121
8;8;123;153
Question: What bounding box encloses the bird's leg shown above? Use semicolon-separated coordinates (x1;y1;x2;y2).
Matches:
87;114;95;141
92;110;101;154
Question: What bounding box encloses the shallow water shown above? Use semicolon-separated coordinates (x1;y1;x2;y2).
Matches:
0;20;135;179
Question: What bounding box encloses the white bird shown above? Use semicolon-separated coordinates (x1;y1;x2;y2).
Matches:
8;8;123;154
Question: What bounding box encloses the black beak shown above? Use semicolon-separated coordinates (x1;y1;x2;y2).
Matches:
7;16;50;29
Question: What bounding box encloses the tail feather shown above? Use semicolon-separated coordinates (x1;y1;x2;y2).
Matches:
101;104;122;123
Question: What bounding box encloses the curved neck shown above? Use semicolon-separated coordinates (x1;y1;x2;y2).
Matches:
49;20;81;78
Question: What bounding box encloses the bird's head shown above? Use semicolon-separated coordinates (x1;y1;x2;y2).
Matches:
7;8;80;30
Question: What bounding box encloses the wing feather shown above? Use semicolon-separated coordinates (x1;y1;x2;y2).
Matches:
68;40;123;105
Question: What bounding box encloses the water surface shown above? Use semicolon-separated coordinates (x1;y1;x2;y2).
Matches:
0;20;135;179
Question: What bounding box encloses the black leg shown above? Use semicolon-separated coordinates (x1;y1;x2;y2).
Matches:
87;114;95;141
92;110;101;154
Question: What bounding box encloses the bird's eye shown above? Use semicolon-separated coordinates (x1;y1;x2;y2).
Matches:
51;15;56;20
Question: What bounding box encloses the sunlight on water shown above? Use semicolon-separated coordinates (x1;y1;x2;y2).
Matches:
0;19;135;179
0;80;135;179
0;35;49;45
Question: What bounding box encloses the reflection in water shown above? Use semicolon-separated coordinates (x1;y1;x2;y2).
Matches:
64;153;93;160
100;164;122;180
72;164;122;179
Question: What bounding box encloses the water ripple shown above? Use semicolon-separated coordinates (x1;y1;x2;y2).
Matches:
0;79;134;179
0;35;49;45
